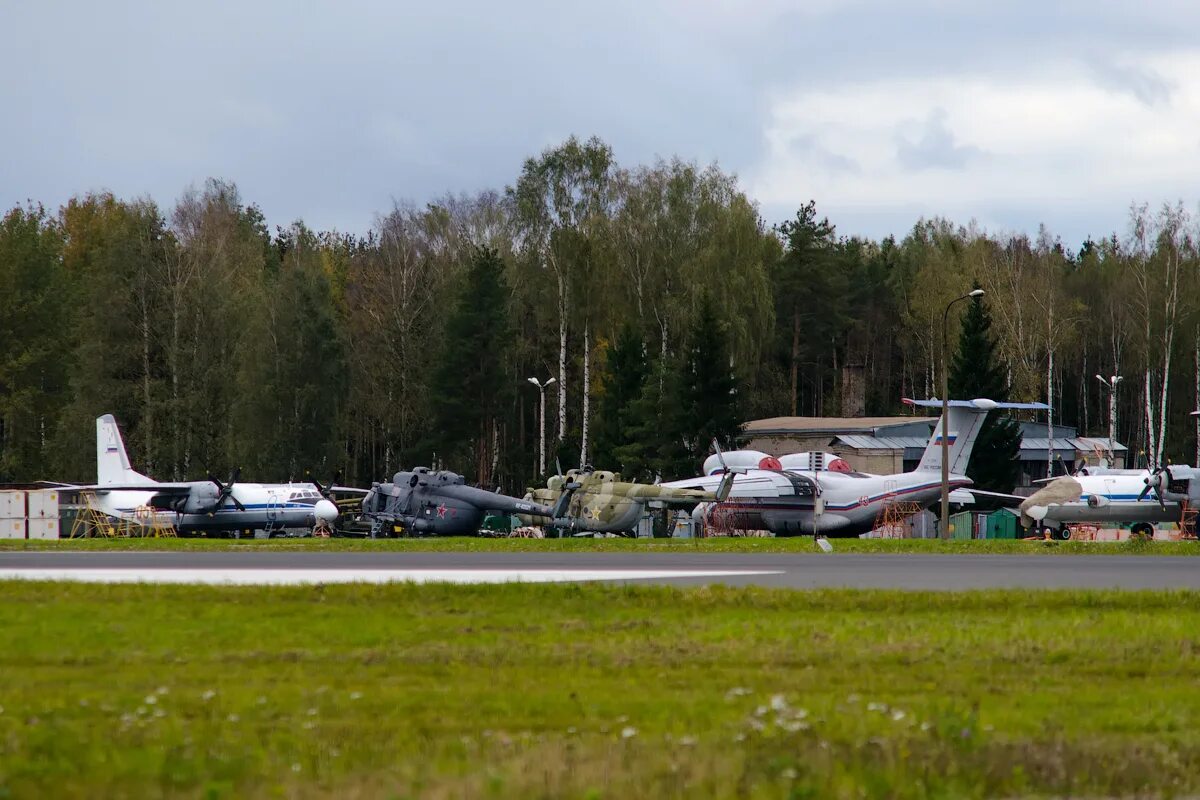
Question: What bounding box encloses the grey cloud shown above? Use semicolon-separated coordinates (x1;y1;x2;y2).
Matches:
4;0;1200;246
785;134;860;174
895;109;984;171
1087;58;1174;106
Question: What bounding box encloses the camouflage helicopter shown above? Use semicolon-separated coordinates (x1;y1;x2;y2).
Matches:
523;465;733;536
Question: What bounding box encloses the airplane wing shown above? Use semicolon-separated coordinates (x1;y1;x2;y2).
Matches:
75;483;193;494
330;485;370;495
903;398;1051;410
961;488;1027;504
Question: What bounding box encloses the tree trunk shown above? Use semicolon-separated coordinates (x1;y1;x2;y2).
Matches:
1144;370;1156;469
140;289;153;475
581;322;590;468
556;270;567;443
1047;343;1054;476
790;304;799;415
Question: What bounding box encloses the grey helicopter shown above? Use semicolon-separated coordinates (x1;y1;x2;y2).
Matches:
358;467;578;537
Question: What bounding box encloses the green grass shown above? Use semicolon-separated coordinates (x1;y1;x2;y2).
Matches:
2;535;1198;555
1;583;1199;798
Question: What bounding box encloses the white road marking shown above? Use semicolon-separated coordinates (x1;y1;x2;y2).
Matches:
0;568;782;585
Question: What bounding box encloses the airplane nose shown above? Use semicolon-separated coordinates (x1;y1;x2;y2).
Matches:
314;499;339;522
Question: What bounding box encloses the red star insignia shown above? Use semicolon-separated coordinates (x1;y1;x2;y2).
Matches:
436;503;448;519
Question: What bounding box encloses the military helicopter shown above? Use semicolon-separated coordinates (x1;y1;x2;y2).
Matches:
523;464;734;536
359;467;576;537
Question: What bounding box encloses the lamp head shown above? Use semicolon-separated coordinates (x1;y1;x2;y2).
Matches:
527;377;540;387
968;288;985;298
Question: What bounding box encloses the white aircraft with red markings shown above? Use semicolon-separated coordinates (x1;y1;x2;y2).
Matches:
662;398;1049;537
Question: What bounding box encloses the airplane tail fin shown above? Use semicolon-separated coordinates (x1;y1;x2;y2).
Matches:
96;414;156;486
905;398;1049;476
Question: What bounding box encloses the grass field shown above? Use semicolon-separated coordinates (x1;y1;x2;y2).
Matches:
1;583;1199;798
1;535;1198;555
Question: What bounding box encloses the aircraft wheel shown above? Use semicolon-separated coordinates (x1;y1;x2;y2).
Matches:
1058;527;1072;541
1130;523;1154;541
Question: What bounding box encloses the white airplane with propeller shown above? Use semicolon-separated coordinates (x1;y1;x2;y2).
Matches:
75;414;342;536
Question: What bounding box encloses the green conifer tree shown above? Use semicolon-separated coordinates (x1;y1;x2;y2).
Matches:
948;291;1023;491
665;290;743;477
592;323;647;470
429;246;512;484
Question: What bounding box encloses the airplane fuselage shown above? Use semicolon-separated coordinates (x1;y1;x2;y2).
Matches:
668;469;972;537
97;483;335;533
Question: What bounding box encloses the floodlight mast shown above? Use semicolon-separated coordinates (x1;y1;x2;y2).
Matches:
940;288;985;539
1095;374;1122;460
527;377;556;477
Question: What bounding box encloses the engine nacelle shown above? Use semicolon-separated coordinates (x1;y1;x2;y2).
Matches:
182;484;221;514
702;450;851;475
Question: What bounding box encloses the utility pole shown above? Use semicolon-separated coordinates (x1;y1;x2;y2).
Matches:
527;376;556;477
940;289;985;538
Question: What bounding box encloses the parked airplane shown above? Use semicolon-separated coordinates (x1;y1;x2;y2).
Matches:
84;414;341;536
1017;465;1186;538
662;398;1049;537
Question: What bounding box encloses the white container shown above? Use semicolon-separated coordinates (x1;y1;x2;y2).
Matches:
27;517;59;539
0;518;26;539
27;490;59;519
0;491;26;519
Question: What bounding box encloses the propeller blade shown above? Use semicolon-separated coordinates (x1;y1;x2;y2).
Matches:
230;494;247;512
712;438;730;473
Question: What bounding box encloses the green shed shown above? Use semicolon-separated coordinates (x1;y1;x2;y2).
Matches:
984;510;1019;539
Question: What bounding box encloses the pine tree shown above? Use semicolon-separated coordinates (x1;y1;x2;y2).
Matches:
666;290;743;477
949;291;1023;491
0;204;68;481
429;246;512;484
592;323;647;470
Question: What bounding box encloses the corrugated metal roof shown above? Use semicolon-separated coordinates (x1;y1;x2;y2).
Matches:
834;435;931;450
834;434;1129;458
1068;437;1128;452
1020;438;1076;451
744;416;922;434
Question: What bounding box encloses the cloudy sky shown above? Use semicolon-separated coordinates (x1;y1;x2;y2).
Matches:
3;0;1198;246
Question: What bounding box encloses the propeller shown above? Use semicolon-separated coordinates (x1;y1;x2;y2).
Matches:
1139;466;1170;509
208;467;247;512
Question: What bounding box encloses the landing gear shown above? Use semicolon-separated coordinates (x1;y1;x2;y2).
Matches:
1129;523;1154;541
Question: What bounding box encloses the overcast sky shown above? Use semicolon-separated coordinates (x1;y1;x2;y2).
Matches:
3;0;1199;247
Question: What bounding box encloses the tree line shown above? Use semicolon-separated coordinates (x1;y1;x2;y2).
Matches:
1;135;1198;492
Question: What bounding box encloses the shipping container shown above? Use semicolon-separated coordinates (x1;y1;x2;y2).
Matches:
0;490;26;520
27;518;59;539
26;490;59;519
0;518;26;539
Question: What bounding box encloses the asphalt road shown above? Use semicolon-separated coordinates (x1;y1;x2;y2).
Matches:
1;551;1198;589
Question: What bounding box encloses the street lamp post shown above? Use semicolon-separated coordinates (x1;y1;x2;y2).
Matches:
1095;374;1122;462
527;376;557;477
940;288;985;539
